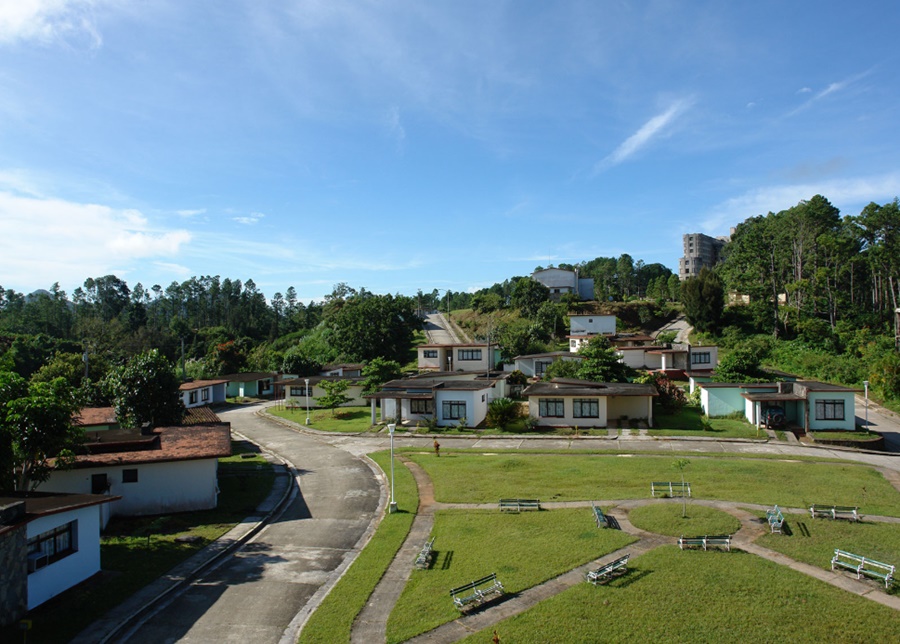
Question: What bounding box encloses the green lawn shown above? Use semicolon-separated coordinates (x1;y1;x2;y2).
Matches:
457;547;900;643
652;406;760;438
628;503;742;536
758;513;900;581
2;443;276;644
403;452;900;516
268;405;381;432
299;451;418;644
386;508;637;643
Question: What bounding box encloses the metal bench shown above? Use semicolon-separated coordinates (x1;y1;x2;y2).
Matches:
414;537;435;570
586;554;630;585
499;498;541;512
450;573;504;611
831;549;894;588
809;504;860;522
766;505;785;533
678;534;732;551
651;481;691;498
591;501;608;528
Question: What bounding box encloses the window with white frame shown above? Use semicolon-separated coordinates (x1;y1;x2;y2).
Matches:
442;400;466;420
411;399;433;414
815;399;845;421
201;388;210;401
290;386;312;397
536;361;552;375
573;399;599;418
458;349;482;361
539;398;564;418
28;520;77;567
691;352;711;365
423;350;438;358
188;391;198;404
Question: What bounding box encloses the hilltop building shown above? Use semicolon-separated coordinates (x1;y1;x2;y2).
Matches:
678;232;729;280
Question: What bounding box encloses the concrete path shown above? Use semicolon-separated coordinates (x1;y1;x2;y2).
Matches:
423;312;463;345
112;404;382;644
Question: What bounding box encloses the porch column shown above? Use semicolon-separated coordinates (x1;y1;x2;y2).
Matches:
370;398;377;425
647;397;653;428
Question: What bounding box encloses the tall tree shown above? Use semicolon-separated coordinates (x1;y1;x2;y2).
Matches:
681;267;725;333
106;349;185;429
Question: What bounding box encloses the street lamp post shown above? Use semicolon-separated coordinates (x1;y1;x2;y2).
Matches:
863;380;869;432
305;378;311;426
388;423;397;513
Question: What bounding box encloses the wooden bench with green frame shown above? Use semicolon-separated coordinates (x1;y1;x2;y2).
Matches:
414;536;435;570
450;573;504;611
766;505;785;533
831;549;894;589
678;534;732;551
591;501;608;528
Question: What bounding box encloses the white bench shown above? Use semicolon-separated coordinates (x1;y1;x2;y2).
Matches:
678;534;732;551
414;537;435;570
651;481;691;498
831;549;894;589
450;573;504;611
499;498;541;512
591;501;608;528
766;505;785;533
809;504;860;522
586;554;630;585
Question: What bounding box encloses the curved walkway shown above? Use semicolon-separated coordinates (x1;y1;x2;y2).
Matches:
349;459;900;643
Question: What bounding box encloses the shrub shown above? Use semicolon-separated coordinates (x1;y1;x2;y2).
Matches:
485;398;523;431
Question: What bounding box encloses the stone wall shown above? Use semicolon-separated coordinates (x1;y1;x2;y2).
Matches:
0;524;28;627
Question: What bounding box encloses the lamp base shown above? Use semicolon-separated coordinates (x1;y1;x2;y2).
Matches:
389;501;398;513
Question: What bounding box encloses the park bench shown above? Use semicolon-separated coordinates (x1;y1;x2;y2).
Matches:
766;505;785;533
809;504;860;522
499;498;541;512
678;534;732;551
450;573;504;611
414;537;435;570
586;554;630;585
831;549;895;589
651;481;691;498
591;501;608;528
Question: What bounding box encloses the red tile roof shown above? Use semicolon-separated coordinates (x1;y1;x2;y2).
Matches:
179;379;229;391
75;407;118;427
69;424;231;468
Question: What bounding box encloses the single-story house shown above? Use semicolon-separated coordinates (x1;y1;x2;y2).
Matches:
365;377;499;428
615;346;665;370
616;344;718;375
223;372;276;398
0;492;118;623
320;363;364;377
179;378;229;408
700;380;861;432
514;352;584;378
569;332;654;353
279;376;368;408
522;378;658;428
568;314;616;336
74;407;120;432
407;370;512;399
45;421;231;526
417;343;500;372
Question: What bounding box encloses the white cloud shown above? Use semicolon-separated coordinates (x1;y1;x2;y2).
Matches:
0;0;108;47
786;70;871;117
233;212;265;225
596;98;692;171
0;190;191;289
177;208;206;218
385;106;406;148
700;172;900;232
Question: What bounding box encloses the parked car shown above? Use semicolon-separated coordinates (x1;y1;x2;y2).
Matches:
763;406;786;428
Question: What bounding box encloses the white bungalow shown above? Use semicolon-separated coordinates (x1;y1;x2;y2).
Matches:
417;343;499;372
179;379;229;408
521;378;658;428
514;352;584;378
279;376;368;408
365;377;500;428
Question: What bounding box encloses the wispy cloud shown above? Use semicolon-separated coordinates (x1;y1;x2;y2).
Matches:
786;70;871;117
699;172;900;232
0;0;108;48
177;208;206;218
0;190;192;289
233;212;265;225
596;98;693;171
385;106;406;149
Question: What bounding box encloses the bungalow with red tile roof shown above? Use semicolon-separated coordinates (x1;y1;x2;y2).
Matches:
179;378;229;408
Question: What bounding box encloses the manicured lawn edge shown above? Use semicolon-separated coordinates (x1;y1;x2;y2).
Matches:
298;451;418;644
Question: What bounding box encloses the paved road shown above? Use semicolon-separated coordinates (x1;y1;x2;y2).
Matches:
118;404;382;643
423;312;461;344
856;394;900;452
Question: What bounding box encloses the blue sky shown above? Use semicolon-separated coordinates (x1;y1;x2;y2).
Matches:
2;1;900;302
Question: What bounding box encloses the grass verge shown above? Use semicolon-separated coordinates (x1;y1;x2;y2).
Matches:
385;508;637;643
458;546;900;642
404;452;900;516
268;405;380;433
298;451;417;644
628;503;742;537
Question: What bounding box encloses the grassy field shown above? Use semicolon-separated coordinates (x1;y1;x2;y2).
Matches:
2;441;275;644
457;546;900;642
652;407;761;438
268;405;381;432
298;451;418;644
385;508;637;643
757;513;900;577
628;503;742;536
403;452;900;516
